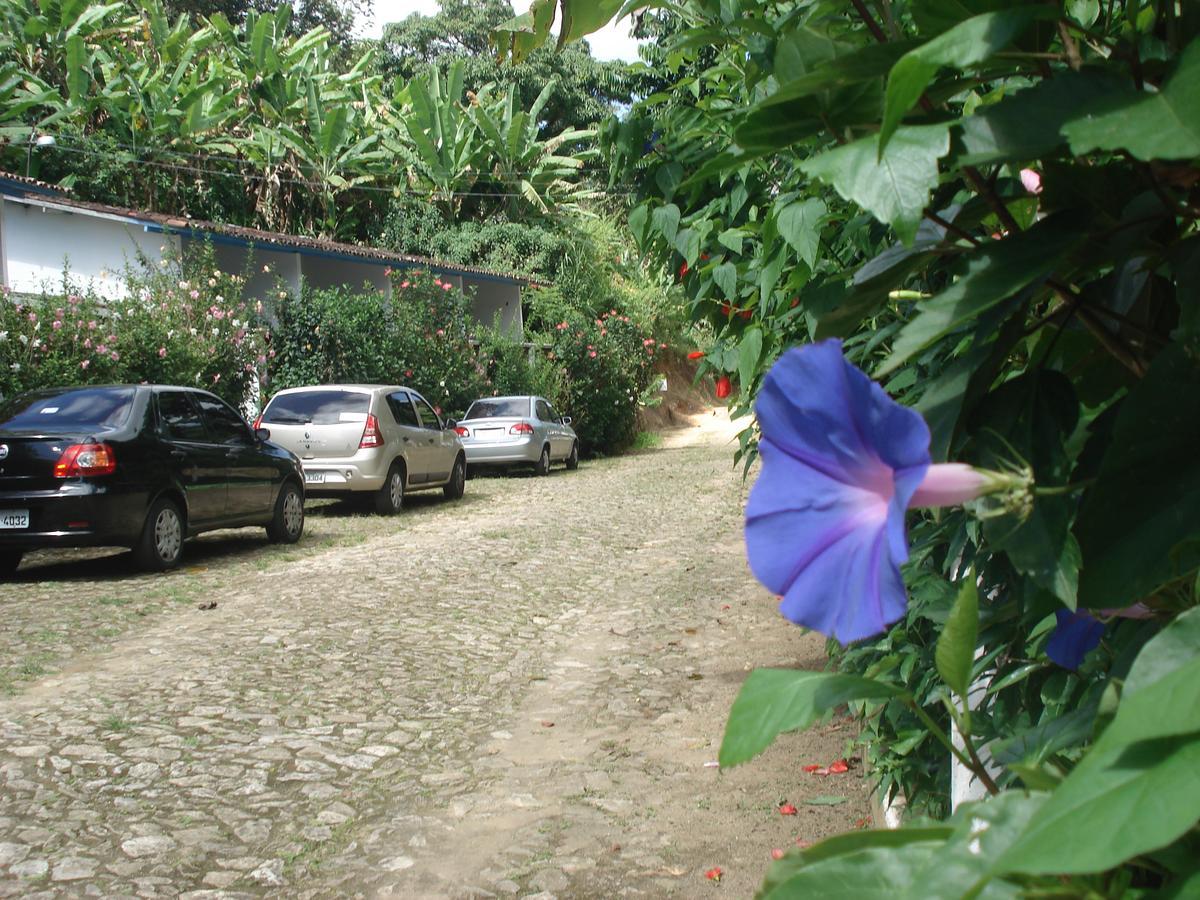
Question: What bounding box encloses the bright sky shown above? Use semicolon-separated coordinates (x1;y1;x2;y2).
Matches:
357;0;643;62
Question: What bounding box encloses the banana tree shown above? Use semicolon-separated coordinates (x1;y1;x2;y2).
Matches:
467;77;596;220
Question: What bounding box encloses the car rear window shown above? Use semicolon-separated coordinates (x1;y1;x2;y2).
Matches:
262;390;370;425
465;398;530;419
0;386;136;432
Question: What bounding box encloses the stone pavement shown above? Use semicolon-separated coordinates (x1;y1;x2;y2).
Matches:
0;411;869;898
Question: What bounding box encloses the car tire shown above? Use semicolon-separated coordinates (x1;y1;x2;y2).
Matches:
443;455;466;500
534;445;551;476
0;551;22;579
375;462;405;515
134;497;184;572
565;441;579;471
266;481;304;544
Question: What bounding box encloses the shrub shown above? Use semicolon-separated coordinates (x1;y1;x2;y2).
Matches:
0;250;267;408
266;270;488;418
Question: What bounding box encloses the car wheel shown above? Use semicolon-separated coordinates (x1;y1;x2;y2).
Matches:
0;551;22;579
565;441;579;471
266;481;304;544
134;497;184;572
534;445;551;476
443;455;466;500
375;462;405;515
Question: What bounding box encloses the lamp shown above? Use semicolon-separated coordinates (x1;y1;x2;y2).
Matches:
25;132;55;178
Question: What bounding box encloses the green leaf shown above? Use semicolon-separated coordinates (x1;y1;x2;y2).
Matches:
877;216;1082;375
627;204;649;246
936;574;979;698
915;791;1048;898
1124;607;1200;697
713;261;737;300
64;34;89;103
805;795;849;806
717;227;745;255
777;198;826;268
760;838;946;899
801;125;950;246
719;669;902;768
881;8;1050;153
953;70;1126;167
1076;345;1200;608
996;732;1200;876
651;203;680;243
1062;37;1200;161
738;327;763;389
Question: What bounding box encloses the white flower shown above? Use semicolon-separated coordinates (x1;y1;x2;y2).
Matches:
18;334;28;345
211;328;219;336
189;327;197;336
9;362;18;372
0;331;7;341
231;318;241;327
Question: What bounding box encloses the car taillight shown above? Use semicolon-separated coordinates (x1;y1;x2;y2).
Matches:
54;443;117;477
252;414;262;429
359;413;384;448
509;423;534;435
453;426;469;437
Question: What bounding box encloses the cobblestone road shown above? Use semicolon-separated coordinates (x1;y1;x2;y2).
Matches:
0;413;869;898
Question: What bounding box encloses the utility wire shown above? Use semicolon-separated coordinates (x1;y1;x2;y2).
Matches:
32;141;634;199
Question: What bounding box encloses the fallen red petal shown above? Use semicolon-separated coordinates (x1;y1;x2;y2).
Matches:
778;803;798;816
828;759;850;774
801;764;822;773
770;848;785;860
705;866;723;882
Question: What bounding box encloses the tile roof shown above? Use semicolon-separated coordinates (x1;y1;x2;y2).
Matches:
0;173;532;285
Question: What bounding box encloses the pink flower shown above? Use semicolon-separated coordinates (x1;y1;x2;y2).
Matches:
400;281;410;289
190;290;200;300
1020;168;1043;195
589;350;597;358
212;373;221;384
27;312;37;323
158;347;167;358
80;359;90;369
384;267;392;276
51;320;63;330
442;283;452;291
88;320;97;330
55;308;64;319
68;294;80;305
96;344;108;355
110;351;119;361
436;328;445;336
83;339;93;349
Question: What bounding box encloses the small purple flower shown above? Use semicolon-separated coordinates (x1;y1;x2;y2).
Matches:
745;340;932;644
1046;609;1105;670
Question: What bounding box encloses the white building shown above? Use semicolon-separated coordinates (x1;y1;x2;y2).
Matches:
0;172;528;337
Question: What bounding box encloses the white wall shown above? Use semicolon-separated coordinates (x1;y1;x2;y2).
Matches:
1;198;176;298
302;255;390;296
468;278;523;337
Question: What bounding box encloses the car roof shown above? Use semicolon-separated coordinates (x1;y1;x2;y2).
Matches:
468;395;539;403
268;384;415;395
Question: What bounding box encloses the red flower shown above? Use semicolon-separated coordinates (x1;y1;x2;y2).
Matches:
715;375;732;399
687;350;705;360
778;802;798;816
771;848;785;860
678;261;689;279
705;867;723;882
828;759;850;774
740;308;752;320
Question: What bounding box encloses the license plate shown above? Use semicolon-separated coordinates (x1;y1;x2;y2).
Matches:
304;471;325;484
0;509;29;529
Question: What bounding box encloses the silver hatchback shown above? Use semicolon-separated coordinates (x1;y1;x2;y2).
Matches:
256;384;466;513
454;395;578;476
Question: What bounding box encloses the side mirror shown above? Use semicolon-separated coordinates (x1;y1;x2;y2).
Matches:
254;426;272;442
561;416;572;426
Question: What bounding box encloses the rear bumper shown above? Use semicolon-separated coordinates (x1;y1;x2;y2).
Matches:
0;483;147;550
462;438;541;466
297;460;386;493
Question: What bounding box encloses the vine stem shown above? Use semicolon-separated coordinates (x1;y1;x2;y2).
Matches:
904;697;1000;795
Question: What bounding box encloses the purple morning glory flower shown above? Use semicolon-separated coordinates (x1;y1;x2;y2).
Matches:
1045;609;1105;670
745;340;932;644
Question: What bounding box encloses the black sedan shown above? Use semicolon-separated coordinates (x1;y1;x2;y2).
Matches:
0;384;305;576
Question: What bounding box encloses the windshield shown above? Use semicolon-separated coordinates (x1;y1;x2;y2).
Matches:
464;398;531;419
261;390;370;425
0;386;135;432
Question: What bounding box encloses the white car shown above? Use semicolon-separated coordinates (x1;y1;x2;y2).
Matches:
454;395;578;476
256;384;465;513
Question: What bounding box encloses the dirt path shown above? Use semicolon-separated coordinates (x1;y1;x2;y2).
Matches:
0;410;869;898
